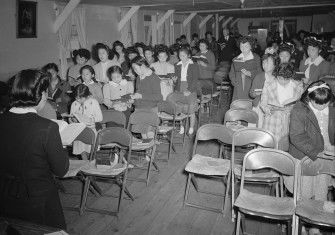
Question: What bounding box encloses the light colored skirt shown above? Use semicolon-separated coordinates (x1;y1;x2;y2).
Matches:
252;105;264;128
160;79;173;101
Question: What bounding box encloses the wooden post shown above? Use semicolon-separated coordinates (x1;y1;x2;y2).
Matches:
199;14;213;29
182;12;197;27
222;17;233;28
117;6;140;31
215;14;219;39
151;14;157;45
157;10;174;28
219;15;224;22
230;18;239;27
53;0;81;33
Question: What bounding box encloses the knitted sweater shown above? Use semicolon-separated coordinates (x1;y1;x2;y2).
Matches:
134;74;163;109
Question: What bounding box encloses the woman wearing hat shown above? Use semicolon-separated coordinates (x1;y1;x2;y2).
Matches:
299;37;330;85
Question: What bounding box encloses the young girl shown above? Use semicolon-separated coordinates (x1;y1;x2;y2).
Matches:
151;47;175;100
288;81;335;235
229;36;262;101
168;47;199;135
130;56;163;112
93;43;120;84
70;84;103;159
134;42;145;58
169;44;180;65
80;65;103;104
300;37;330;86
260;63;304;150
196;39;216;95
144;46;155;65
249;53;276;127
278;43;293;64
68;48;91;87
103;66;134;111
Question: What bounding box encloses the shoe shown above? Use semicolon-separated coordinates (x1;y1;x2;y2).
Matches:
188;127;194;135
179;125;185;134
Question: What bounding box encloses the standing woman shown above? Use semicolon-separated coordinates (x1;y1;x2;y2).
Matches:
229;36;262;101
130;56;163;112
93;43;120;84
196;39;216;95
168;47;199;135
112;40;130;74
151;46;175;100
260;63;304;150
68;48;91;87
300;37;330;86
0;70;69;229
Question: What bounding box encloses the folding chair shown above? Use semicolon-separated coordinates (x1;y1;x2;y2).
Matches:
234;149;298;235
231;128;278;220
184;124;233;214
198;79;215;123
157;100;188;159
224;108;258;130
127;110;160;186
79;127;133;216
230;99;253;110
101;109;127;128
295;156;335;235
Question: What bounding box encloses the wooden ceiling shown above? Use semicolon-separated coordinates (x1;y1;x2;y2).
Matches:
59;0;335;17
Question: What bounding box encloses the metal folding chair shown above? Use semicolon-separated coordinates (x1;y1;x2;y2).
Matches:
184;124;233;214
295;156;335;235
231;128;278;220
127;110;160;186
234;149;298;235
79;127;133;216
224;108;258;131
230;99;253;110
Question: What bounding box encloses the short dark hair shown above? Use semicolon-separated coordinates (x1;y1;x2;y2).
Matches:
112;41;125;59
74;84;91;99
278;43;294;55
273;63;295;80
42;63;59;73
238;36;256;48
107;65;123;80
80;65;95;76
10;69;50;108
73;49;91;60
301;80;334;105
180;35;186;40
198;39;209;48
130;56;151;68
155;46;170;61
144;45;154;53
192;33;198;39
179;46;192;57
205;31;213;37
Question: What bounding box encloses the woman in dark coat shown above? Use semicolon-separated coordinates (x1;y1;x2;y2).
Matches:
0;69;69;229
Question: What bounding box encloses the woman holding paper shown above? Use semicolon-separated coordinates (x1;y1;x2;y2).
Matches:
260;63;303;150
0;69;69;229
229;36;261;101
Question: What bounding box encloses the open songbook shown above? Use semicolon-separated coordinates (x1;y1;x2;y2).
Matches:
192;55;209;64
158;73;175;80
52;119;86;146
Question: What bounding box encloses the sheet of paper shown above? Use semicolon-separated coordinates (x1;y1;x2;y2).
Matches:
60;122;86;146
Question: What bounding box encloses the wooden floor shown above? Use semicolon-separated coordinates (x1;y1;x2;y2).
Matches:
60;90;287;235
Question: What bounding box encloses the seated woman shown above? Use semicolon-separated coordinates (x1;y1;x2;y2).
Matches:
288;81;335;235
42;63;71;114
278;43;293;64
68;48;91;87
0;69;69;229
300;37;330;86
103;65;134;118
80;65;103;104
144;45;156;65
249;53;276;127
260;63;304;150
229;36;262;101
70;84;103;159
168;46;199;135
113;41;130;74
151;46;175;100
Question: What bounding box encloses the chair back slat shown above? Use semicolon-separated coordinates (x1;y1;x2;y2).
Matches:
232;128;277;149
224;108;258;125
230;99;253;110
196;124;233;145
243;149;296;176
101;110;127;128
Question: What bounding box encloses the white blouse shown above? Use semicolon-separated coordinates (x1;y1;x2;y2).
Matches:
277;80;294;105
70;97;103;128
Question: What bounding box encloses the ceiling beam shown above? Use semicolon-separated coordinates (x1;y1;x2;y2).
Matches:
178;3;335;14
53;0;81;33
199;14;213;29
222;17;233;28
118;6;140;31
157;10;175;28
230;18;239;27
182;12;197;27
219;15;224;22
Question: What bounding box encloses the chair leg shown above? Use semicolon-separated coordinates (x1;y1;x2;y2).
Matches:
167;130;174;163
224;170;231;216
184;173;192;207
80;176;91;215
117;175;126;213
276;181;279;197
236;211;242;235
231;172;236;222
190;173;199;192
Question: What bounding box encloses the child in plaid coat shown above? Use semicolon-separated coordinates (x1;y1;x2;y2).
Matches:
260;63;304;150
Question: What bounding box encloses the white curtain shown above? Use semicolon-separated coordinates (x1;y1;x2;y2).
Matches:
157;13;164;44
120;8;132;47
199;16;206;39
164;16;170;46
73;7;87;48
130;11;138;44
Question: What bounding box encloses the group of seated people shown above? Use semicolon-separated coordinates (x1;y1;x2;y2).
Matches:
0;28;334;233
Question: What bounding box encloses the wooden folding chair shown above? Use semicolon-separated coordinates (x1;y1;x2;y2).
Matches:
183;124;233;214
79;127;133;216
231;128;278;220
295;156;335;235
234;149;298;235
230;99;253;110
127;110;160;186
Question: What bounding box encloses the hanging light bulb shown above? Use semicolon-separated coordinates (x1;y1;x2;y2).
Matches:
240;0;245;9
